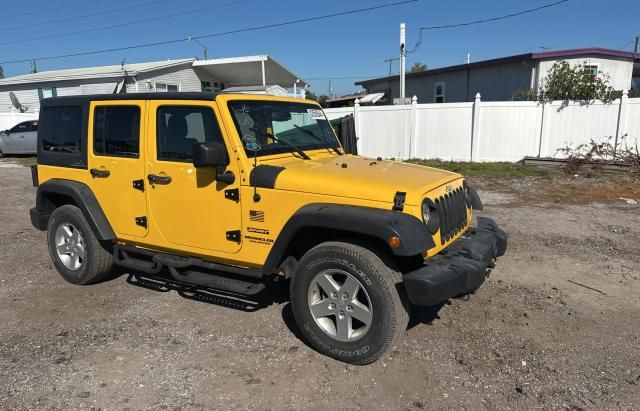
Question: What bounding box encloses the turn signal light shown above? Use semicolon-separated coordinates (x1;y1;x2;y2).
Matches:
389;236;401;249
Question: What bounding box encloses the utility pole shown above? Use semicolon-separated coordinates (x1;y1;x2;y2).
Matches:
399;22;406;100
188;35;208;60
635;36;639;53
30;59;37;74
466;53;471;64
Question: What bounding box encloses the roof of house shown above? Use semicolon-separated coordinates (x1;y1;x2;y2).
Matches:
222;84;287;92
356;47;640;86
0;59;195;86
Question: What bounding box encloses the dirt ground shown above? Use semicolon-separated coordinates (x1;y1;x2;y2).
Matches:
0;159;639;410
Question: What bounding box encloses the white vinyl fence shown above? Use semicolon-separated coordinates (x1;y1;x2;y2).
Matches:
324;91;640;162
0;112;38;132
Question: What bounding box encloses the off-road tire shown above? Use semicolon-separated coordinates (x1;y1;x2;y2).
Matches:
46;205;113;285
290;241;409;365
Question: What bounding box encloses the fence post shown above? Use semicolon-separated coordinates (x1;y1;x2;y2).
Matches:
408;95;418;159
614;89;629;158
470;93;481;162
354;98;362;154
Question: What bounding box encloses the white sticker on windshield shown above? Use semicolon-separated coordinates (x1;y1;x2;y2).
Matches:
307;108;326;121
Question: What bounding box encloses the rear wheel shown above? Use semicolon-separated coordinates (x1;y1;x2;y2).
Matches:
46;205;113;285
290;242;409;364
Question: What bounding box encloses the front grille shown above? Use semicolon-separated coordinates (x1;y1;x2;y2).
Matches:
435;187;468;244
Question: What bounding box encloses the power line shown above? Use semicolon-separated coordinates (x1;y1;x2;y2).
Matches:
407;0;570;53
619;39;635;51
5;0;102;19
0;0;419;65
0;0;251;46
0;0;172;33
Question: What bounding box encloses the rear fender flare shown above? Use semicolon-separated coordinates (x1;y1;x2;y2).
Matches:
34;178;115;240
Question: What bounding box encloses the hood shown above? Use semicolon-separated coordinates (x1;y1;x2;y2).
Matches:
254;154;461;205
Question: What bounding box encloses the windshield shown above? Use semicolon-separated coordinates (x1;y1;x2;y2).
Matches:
228;100;340;157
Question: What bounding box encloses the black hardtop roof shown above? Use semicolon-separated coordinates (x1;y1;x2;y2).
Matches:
41;92;220;106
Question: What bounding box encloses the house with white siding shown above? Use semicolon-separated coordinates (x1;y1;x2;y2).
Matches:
0;55;305;114
356;48;640;103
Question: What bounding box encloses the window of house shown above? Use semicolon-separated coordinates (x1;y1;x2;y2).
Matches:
584;65;598;77
201;81;213;92
434;82;445;103
38;87;57;100
156;106;224;162
93;106;141;158
155;82;179;92
40;106;83;153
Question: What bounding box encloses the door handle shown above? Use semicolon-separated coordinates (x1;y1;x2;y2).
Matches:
148;173;172;185
90;168;110;178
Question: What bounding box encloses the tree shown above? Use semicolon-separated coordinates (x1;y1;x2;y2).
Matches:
317;94;329;106
409;62;428;73
524;60;621;103
305;90;318;101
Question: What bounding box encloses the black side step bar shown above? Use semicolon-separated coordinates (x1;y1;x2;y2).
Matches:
166;266;265;296
113;245;266;296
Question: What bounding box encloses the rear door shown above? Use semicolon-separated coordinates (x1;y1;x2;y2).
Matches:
87;100;148;238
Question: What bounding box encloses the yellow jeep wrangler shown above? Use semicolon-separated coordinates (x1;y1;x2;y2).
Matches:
30;93;506;364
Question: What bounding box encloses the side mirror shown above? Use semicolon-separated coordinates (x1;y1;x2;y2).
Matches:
193;142;229;168
192;142;235;184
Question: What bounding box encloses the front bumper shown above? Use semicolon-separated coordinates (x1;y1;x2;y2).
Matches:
403;217;507;306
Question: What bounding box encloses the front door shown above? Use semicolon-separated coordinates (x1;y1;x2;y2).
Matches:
5;121;33;153
145;101;242;254
87;101;148;238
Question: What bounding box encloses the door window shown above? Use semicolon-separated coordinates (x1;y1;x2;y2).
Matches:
93;106;140;158
156;106;224;162
9;121;35;133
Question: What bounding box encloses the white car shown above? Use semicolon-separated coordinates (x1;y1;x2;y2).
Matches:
0;120;38;156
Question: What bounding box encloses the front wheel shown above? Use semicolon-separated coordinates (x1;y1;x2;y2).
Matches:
290;242;409;364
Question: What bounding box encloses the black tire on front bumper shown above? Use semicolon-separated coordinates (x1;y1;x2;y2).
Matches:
403;217;508;306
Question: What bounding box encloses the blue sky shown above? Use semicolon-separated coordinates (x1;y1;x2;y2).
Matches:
1;0;638;95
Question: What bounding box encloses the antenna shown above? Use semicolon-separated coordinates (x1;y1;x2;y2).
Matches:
9;92;29;113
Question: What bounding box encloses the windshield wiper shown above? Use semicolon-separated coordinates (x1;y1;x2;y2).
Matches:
294;125;343;155
270;134;311;160
249;127;310;160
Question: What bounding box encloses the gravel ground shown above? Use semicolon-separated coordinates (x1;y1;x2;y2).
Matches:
0;160;639;410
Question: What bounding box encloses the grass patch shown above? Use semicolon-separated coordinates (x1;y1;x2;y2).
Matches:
405;159;549;178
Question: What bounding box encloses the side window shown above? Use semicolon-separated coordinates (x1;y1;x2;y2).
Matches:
41;106;83;154
156;106;224;162
9;122;30;133
93;106;140;158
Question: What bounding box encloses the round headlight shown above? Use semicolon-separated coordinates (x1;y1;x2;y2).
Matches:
421;200;430;224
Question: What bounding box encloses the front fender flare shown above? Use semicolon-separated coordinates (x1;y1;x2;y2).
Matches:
262;203;434;274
